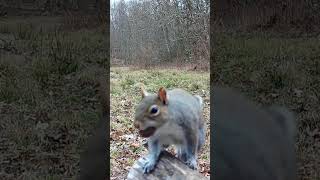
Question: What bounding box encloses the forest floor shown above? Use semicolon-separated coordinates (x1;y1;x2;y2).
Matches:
1;15;319;180
110;67;210;179
0;16;107;179
212;33;320;180
0;16;209;180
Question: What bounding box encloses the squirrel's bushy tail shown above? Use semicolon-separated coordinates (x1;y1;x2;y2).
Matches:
266;106;296;139
194;95;203;110
198;123;205;151
194;95;205;151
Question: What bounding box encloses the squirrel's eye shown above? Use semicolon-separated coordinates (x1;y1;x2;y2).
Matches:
149;105;159;116
151;107;158;114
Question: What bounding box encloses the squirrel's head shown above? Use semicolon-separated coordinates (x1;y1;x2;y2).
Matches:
134;84;169;138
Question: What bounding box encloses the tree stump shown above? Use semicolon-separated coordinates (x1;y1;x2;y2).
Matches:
127;151;208;180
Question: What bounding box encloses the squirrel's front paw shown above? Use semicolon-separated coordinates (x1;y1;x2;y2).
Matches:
143;158;157;174
185;158;198;170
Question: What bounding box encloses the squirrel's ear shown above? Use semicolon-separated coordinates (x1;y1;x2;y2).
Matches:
140;84;149;98
158;87;168;105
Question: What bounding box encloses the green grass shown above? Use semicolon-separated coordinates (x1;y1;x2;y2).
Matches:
0;16;107;179
110;67;210;179
213;33;320;180
2;15;318;179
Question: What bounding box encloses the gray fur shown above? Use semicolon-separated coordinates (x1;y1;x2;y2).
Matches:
213;87;296;180
134;87;205;173
194;95;204;109
265;105;297;139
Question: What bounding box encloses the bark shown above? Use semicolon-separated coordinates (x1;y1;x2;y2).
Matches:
127;151;208;180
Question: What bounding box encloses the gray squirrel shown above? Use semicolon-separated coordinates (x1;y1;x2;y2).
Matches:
213;87;297;180
134;84;206;174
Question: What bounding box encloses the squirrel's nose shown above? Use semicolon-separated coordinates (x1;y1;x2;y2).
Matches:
134;121;140;129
